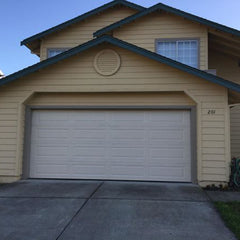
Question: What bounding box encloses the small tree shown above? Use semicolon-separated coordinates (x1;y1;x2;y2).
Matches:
229;158;240;189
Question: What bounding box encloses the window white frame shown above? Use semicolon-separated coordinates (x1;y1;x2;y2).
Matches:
47;48;69;58
155;39;199;68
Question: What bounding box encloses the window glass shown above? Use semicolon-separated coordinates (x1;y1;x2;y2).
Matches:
156;40;198;68
48;49;68;58
158;42;176;60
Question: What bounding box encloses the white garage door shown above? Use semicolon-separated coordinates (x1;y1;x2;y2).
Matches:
29;109;192;182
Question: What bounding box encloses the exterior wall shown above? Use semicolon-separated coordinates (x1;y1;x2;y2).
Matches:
29;92;195;106
40;6;137;60
230;105;240;158
209;49;240;84
0;45;229;186
209;50;240;159
113;12;208;70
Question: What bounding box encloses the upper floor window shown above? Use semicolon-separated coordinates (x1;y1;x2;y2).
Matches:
47;48;69;58
156;40;199;68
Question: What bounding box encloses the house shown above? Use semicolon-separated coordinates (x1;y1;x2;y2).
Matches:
0;70;4;79
0;0;240;187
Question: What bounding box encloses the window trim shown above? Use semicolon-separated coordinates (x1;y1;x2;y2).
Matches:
155;38;200;69
47;48;70;58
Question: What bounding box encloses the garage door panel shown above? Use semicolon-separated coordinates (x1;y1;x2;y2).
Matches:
38;129;69;139
70;165;106;177
34;115;70;127
39;111;69;120
72;111;106;120
72;147;106;157
110;166;145;178
31;156;70;164
149;141;185;148
72;141;106;147
150;148;184;158
31;129;69;142
72;130;106;138
33;164;70;175
111;157;145;165
29;110;192;182
109;124;145;130
149;157;189;166
150;130;184;139
110;148;145;157
33;140;69;146
36;146;69;155
72;137;107;146
150;111;184;121
149;167;186;181
111;141;145;148
148;122;187;129
111;111;145;120
34;122;69;127
72;131;106;146
72;123;106;129
71;157;107;165
111;130;145;139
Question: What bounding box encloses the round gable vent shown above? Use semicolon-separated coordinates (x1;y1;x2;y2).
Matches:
94;49;121;76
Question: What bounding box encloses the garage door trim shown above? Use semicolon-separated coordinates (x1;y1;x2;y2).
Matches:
23;105;197;183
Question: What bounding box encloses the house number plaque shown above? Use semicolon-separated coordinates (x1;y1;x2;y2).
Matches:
208;110;216;115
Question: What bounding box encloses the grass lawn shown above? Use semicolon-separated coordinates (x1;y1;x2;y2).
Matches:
214;202;240;240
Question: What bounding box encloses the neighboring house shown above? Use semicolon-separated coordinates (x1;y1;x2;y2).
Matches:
0;0;240;187
0;70;4;79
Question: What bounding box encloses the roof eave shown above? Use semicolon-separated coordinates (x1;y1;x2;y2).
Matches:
94;2;240;38
3;36;240;93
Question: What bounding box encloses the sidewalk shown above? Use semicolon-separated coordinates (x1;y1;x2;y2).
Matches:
205;190;240;202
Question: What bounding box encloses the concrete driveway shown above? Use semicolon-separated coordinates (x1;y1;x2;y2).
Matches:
0;180;236;240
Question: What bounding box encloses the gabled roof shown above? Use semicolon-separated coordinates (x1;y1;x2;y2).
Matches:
94;2;240;38
2;35;240;92
21;0;144;48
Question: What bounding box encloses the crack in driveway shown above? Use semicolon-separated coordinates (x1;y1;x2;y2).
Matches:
56;181;104;240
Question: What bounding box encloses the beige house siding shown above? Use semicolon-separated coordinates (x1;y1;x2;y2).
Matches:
209;50;240;159
230;105;240;158
29;92;195;106
209;49;240;84
0;45;230;186
113;12;208;70
40;6;138;60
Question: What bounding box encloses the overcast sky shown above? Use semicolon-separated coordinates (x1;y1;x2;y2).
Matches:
1;0;240;75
